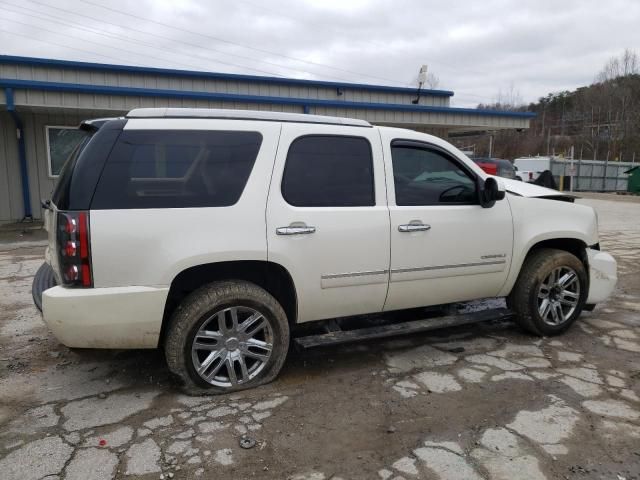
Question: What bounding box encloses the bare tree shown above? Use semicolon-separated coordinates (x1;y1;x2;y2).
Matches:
466;50;640;161
597;48;639;82
494;83;524;111
477;83;524;111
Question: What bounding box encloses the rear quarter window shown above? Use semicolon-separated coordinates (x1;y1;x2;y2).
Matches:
52;119;127;211
91;130;262;209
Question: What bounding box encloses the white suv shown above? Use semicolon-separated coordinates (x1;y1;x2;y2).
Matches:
35;108;617;394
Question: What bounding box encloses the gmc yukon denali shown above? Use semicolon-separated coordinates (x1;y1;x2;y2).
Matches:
33;108;617;394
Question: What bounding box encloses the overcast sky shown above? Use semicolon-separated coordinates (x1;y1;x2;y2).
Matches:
1;0;638;107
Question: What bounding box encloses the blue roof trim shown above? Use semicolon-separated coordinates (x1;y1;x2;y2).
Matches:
0;54;455;97
0;78;536;118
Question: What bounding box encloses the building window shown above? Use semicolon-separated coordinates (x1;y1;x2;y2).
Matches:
46;126;89;177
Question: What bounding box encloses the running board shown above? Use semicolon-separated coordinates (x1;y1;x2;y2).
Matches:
294;308;514;349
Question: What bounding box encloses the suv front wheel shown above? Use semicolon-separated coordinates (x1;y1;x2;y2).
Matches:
508;248;587;336
165;280;290;394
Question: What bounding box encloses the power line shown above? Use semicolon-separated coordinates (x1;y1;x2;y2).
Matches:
225;0;487;78
0;15;291;78
0;2;300;78
76;0;407;85
8;0;346;80
15;0;363;83
229;0;393;52
0;27;130;64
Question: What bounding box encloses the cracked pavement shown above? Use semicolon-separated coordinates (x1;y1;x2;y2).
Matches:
0;195;639;479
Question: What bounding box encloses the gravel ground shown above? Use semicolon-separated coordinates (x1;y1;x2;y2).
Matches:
0;196;638;480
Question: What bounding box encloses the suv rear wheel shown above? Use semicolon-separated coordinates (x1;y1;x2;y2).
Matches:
507;248;587;336
165;280;290;394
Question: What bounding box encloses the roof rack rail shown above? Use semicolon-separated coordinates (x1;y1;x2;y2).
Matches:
126;108;372;127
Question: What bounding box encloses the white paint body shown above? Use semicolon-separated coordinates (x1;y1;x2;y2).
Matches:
41;117;617;348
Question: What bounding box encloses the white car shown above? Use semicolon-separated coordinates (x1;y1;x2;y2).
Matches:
35;108;617;394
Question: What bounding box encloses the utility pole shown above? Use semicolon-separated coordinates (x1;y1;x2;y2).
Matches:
546;128;551;156
602;150;610;191
488;134;493;158
569;145;575;192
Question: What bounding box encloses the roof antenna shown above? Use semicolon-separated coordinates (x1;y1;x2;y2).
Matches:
412;65;428;104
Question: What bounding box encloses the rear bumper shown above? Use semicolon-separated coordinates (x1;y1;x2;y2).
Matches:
586;248;617;304
42;285;169;348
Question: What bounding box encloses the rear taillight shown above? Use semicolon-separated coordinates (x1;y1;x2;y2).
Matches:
528;172;533;181
57;211;92;287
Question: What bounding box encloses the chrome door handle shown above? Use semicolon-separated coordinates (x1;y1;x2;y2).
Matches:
276;226;316;235
398;223;431;232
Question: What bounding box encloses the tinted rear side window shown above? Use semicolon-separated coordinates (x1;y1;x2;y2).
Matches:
91;130;262;209
51;136;91;209
281;135;374;207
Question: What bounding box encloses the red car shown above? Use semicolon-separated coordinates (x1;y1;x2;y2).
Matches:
471;157;518;179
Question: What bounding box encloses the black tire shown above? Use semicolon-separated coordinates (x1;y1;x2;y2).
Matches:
507;248;587;336
32;262;57;312
165;280;290;395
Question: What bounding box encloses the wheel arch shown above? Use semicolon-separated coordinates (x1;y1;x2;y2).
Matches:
500;236;590;297
158;260;297;346
527;237;589;263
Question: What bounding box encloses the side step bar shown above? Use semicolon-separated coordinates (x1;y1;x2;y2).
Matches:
294;308;514;349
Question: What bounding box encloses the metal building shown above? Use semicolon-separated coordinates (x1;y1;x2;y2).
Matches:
0;55;534;222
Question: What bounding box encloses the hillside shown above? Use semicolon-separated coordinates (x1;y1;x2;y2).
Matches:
466;50;640;161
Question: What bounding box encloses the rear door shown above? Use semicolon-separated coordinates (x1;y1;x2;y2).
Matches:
266;124;390;323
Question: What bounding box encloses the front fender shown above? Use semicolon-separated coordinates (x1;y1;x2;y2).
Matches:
498;195;598;297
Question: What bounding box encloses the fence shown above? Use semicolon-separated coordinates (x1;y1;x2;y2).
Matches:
549;158;635;192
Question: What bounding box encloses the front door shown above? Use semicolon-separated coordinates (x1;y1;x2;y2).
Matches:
381;134;513;311
266;123;390;323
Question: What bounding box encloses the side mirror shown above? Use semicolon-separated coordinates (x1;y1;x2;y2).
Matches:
480;177;506;208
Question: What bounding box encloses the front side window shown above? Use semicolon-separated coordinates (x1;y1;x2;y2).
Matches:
46;126;90;177
281;135;375;207
391;145;477;206
91;130;262;209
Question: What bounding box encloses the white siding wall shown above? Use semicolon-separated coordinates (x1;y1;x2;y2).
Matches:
0;64;450;107
0;112;23;222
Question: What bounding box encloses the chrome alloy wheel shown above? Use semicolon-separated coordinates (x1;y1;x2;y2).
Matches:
537;266;581;326
191;306;273;387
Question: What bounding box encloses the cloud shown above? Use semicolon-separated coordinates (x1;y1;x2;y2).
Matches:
0;0;637;106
